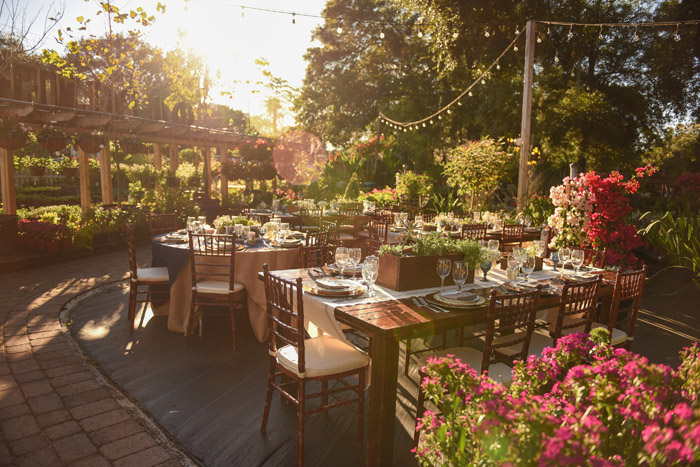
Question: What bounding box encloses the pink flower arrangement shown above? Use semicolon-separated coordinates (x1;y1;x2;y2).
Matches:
415;333;700;466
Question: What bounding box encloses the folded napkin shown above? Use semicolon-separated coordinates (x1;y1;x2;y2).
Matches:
440;290;478;302
314;278;350;290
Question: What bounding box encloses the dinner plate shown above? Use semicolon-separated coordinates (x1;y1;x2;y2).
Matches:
560;272;598;282
429;292;486;308
303;283;365;298
326;263;362;274
504;281;558;295
274;240;302;248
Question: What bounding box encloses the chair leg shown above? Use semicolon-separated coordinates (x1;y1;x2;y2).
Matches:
357;370;365;445
261;358;275;433
404;339;412;377
414;371;427;446
185;295;197;347
229;295;237;351
297;381;305;467
321;380;328;416
128;282;137;334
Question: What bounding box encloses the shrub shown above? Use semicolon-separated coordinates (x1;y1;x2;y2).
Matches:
343;172;361;200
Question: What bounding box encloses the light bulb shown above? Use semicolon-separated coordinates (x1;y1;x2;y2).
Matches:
514;45;518;51
241;7;244;17
422;123;426;127
568;31;573;39
481;79;486;85
453;32;458;39
337;27;342;34
418;31;423;38
292;14;296;24
496;64;501;70
380;31;385;39
485;29;490;38
468;91;473;97
457;101;462;106
537;36;542;43
447;109;452;114
429;120;434;124
438;115;442;120
674;33;681;42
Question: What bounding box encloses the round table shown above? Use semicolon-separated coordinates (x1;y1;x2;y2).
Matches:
151;235;300;341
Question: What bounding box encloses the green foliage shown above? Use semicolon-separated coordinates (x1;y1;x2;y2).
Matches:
443;139;511;209
642;123;700;181
343;172;361;200
176;162;202;189
429;191;463;214
522;194;555;227
378;244;407;257
121;164;164;187
396;170;431;199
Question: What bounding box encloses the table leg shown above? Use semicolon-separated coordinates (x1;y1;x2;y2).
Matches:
366;334;399;467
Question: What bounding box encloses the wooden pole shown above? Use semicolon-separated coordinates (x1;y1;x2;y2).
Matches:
203;146;212;199
169;144;179;173
220;147;228;205
0;148;17;215
78;147;91;214
517;19;536;212
154;144;162;170
99;143;113;205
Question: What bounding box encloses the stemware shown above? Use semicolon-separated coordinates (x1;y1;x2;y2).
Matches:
521;254;535;281
571;249;585;276
533;240;546;258
234;224;243;241
559;247;571;274
488;239;499;251
186;216;195;232
452;261;468;291
335;247;349;279
480;260;492;282
550;252;559;272
436;258;451;293
362;256;379;297
350;248;362;279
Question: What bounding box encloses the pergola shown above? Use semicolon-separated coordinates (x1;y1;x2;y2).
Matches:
0;64;265;215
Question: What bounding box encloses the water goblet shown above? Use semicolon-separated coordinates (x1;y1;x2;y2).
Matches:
521;254;535;281
559;247;571;274
571;249;585;276
533;240;546;258
362;256;379;297
350;248;362;279
197;216;206;230
488;239;499;251
550;252;559;271
335;247;349;279
234;224;243;241
480;260;492;282
436;258;451;293
240;225;250;243
452;261;468;291
186;216;195;232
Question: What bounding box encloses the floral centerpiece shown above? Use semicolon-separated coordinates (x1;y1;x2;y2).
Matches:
36;125;69;152
357;187;399;209
76;130;106;153
547;174;592;249
415;331;700;466
212;215;257;233
0;114;29;150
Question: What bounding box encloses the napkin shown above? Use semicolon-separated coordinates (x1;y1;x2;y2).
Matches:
314;278;350;290
441;290;478;302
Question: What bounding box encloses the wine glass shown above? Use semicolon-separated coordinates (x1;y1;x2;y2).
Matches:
480;260;492;282
452;261;468;291
335;247;349;279
436;258;451;293
559;247;571;274
507;253;520;281
186;216;195;232
550;252;559;272
362;256;379;297
350;248;362;279
521;254;535;281
533;240;546;258
488;239;499;251
571;249;585;276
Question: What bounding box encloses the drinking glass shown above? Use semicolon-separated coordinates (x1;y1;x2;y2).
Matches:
480;260;492;282
473;211;481;222
533;240;546;258
350;248;362;279
452;261;468;291
550;252;559;271
186;217;195;232
241;225;250;243
559;247;571;273
335;247;349;279
523;215;532;228
436;258;451;293
488;239;499;251
521;254;535;281
571;249;585;276
197;216;206;228
362;256;379;297
414;215;424;229
507;253;520;281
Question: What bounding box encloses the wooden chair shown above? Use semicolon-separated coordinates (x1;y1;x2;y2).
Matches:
299;245;334;269
414;287;541;444
148;213;178;239
305;229;330;247
460;223;488;241
125;222;170;333
298;208;322;232
582;247;607;268
186;233;247;349
501;224;525;252
375;210;394;224
420;212;437;223
591;265;647;349
526;276;602;356
321;220;340;244
260;265;369;467
338;202;363;217
366;221;389;255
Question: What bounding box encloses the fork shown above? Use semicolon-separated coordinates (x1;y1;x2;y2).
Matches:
418;297;450;314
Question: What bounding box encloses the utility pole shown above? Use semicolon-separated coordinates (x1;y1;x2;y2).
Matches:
517;19;536;212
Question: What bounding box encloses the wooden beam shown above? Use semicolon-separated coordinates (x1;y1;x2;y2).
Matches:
0;103;35;117
154;144;162;170
203;147;212;199
0;148;17;215
75;114;112;127
100;143;113;205
111;119;142;132
220;147;228;205
169;144;179;173
30;110;77;123
78;147;91;214
517;19;536;212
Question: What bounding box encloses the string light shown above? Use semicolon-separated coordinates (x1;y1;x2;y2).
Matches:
240;6;244;17
337;26;342;34
633;24;639;41
599;25;604;40
468;91;473;97
292;13;296;24
674;24;681;42
514;44;518;51
452;32;459;39
380;31;385;39
554;50;559;63
537;32;542;43
417;30;423;38
484;27;490;38
496;64;501;70
567;24;574;39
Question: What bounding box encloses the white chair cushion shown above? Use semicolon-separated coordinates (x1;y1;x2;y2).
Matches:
591;322;628;346
194;280;244;294
419;347;512;384
136;267;169;283
338;233;355;241
277;335;369;378
527;331;555;357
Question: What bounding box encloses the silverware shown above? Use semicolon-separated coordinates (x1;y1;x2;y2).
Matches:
418;296;450;314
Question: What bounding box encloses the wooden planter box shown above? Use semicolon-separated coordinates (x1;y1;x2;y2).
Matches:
377;253;475;291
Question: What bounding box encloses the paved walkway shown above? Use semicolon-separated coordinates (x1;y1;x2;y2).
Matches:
0;248;189;467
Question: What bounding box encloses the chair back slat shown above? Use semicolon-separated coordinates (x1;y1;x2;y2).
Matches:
263;265;306;373
125;222;138;278
552;276;602;341
461;223;488;241
502;224;524;242
320;220;339;243
148;213;178;239
375;210;394;224
367;221;389;254
338;202;363;217
608;265;647;338
188;233;236;291
482;288;541;371
299;245;334;268
305;230;330;247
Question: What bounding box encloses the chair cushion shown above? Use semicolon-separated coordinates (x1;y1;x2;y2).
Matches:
194;280;244;294
419;347;512;384
338;233;355;241
277;335;369;378
136;267;169;283
591;322;628;346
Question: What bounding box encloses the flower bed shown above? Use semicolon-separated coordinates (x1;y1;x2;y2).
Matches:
415;331;700;466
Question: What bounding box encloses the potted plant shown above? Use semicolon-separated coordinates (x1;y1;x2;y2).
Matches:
76;130;106;153
22;155;56;177
396;170;431;210
88;157;101;177
36;125;69;152
119;135;147;154
58;155;79;177
0;114;29;151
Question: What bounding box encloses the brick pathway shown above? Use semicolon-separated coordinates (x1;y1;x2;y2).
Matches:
0;248;190;466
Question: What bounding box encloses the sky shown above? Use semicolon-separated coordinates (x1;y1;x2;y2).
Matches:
13;0;328;122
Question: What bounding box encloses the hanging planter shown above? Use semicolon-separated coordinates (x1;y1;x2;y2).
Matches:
29;166;45;177
119;137;146;154
76;131;106;153
62;167;78;177
0;115;29;151
36;126;69;152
